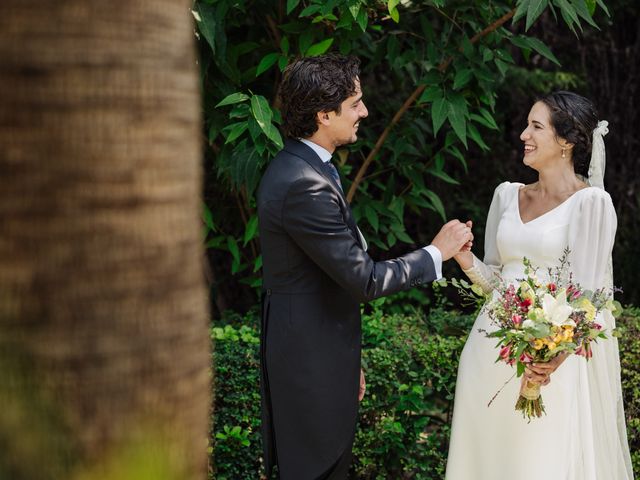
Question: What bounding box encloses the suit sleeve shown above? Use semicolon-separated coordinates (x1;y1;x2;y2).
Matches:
281;175;436;303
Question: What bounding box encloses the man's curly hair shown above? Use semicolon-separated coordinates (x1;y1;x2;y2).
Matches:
278;54;361;139
539;91;599;177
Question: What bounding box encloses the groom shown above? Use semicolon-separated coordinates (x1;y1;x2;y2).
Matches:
257;53;472;479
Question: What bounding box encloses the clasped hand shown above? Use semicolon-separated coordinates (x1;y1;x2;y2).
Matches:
431;219;474;261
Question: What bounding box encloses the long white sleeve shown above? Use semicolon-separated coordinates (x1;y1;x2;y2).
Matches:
462;181;514;293
567;188;633;479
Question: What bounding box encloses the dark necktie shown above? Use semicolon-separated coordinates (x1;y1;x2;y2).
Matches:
325;161;343;193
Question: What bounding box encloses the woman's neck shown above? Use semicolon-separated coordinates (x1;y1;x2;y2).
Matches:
534;167;586;196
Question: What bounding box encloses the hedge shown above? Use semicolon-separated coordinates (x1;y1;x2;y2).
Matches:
210;306;640;478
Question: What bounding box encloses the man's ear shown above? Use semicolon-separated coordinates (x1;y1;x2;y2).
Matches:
317;110;331;127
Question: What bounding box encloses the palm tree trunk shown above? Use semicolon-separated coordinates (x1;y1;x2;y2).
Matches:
0;1;209;478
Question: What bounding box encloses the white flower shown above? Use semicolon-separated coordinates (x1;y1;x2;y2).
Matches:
522;319;535;329
541;288;575;327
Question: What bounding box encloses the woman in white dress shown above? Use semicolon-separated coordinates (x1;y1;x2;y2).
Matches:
445;91;634;480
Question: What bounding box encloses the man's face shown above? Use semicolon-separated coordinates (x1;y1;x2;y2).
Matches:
326;78;368;148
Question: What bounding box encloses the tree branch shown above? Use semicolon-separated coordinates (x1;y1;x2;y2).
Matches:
346;8;516;203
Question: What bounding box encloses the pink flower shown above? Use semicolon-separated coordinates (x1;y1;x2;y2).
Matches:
511;314;523;326
548;283;557;293
519;351;534;364
576;344;593;359
499;345;511;360
593;323;602;330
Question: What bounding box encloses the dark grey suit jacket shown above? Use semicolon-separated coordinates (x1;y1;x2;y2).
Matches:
257;139;437;479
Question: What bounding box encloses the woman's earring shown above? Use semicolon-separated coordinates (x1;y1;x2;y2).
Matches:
561;148;566;158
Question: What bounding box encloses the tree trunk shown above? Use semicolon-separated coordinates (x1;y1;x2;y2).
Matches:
0;1;209;478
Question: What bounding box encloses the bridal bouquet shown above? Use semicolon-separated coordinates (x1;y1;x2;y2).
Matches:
479;250;616;421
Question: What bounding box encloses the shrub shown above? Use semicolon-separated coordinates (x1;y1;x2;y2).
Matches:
211;306;639;478
617;308;640;474
210;320;263;479
353;304;473;479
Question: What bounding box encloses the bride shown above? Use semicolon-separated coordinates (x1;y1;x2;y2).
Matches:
445;91;634;479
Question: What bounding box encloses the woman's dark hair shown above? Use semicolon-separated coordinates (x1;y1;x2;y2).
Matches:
278;54;361;139
539;91;599;176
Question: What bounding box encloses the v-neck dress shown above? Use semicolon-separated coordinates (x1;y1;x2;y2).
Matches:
445;182;633;480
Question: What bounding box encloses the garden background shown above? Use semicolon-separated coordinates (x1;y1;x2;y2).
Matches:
0;1;638;479
203;0;639;478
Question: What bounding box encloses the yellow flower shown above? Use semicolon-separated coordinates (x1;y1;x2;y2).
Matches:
519;281;536;303
578;297;597;322
562;328;574;341
532;339;544;350
547;341;557;350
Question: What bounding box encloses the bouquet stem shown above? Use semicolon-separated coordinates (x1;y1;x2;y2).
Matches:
515;380;545;420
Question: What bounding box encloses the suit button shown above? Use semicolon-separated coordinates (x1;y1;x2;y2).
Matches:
266;288;272;295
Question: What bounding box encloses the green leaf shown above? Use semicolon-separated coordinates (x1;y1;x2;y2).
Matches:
299;4;321;17
253;254;263;273
595;0;609;16
216;92;249;108
513;0;530;24
356;8;368;31
388;0;400;23
202;204;215;231
193;4;217;54
494;58;510;77
453;68;473;90
472;108;499;130
426;167;460;185
227;236;241;265
306;38;334;56
299;30;314;54
364;204;379;232
525;0;548;31
278;55;289;72
467;122;490;151
555;0;580;30
431;97;448;135
256;52;280;77
348;0;360;20
243;215;259;245
423;190;446;221
287;0;301;14
418;86;442;104
448;94;468;148
394;227;413;244
250;95;273;131
224;122;248;144
523;37;560;66
280;36;290;56
571;0;599;29
264;123;284;149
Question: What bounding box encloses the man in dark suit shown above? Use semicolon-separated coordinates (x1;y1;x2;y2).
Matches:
257;53;472;479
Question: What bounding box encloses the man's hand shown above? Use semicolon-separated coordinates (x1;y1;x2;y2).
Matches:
358;368;366;402
431;219;474;261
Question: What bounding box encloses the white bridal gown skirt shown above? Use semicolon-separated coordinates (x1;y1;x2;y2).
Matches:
445;307;593;480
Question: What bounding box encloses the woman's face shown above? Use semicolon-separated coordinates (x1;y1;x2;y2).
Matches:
519;101;568;171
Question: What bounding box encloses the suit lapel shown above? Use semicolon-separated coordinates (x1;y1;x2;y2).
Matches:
283;139;365;250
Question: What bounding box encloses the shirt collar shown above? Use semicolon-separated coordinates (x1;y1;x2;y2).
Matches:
298;138;333;163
